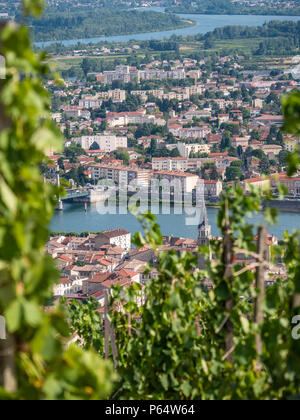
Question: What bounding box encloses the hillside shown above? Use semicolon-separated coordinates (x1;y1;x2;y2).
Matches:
166;0;300;16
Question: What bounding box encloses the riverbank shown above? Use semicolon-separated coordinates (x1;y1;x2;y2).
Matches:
268;199;300;213
31;9;195;44
35;13;300;48
34;20;195;43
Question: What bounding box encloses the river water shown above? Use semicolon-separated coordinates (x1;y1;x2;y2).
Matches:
50;203;300;239
36;9;300;47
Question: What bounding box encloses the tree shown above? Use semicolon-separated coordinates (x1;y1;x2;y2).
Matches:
220;131;232;151
259;156;270;173
0;2;116;399
276;131;284;144
266;92;278;104
250;130;260;141
204;39;214;49
210;166;219;180
113;148;130;165
58;157;65;170
226;165;242;181
64;123;71;139
149;138;157;157
169;148;181;158
251;149;266;160
90;141;100;150
81;58;93;77
228;146;238;157
237;145;244;158
242;108;250;120
65;142;85;162
270;125;278;138
278;150;289;167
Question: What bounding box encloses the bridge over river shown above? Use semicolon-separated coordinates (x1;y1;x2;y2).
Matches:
62;190;90;202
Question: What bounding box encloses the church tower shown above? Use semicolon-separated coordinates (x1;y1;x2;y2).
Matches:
198;199;212;269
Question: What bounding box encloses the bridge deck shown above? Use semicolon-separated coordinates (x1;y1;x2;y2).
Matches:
62;191;89;201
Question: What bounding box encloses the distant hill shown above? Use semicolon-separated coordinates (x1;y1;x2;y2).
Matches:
166;0;300;16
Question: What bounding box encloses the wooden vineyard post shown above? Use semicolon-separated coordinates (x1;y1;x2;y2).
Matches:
104;290;118;368
254;226;268;368
223;201;234;364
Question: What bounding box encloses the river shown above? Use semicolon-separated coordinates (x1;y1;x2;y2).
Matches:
50;203;300;239
36;9;300;47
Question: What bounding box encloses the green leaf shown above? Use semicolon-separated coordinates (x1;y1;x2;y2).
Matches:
31;126;63;154
180;381;192;397
5;300;23;332
159;374;169;391
0;178;17;215
240;316;250;334
23;300;42;328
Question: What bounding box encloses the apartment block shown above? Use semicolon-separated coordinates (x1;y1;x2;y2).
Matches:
139;69;185;81
90;163;151;187
153;170;199;193
169;126;211;140
176;142;210;158
75;134;127;152
152;157;188;172
103;65;140;85
99;89;126;103
79;96;103;108
106;112;166;128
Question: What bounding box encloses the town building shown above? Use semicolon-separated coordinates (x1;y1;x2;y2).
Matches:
176;142;210;158
75;134;127;152
94;229;131;252
152;157;188;172
90;163;151;187
153;170;199;193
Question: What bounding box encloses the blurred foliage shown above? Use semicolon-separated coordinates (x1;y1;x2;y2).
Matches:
282;90;300;176
109;185;300;400
67;298;104;355
0;0;116;400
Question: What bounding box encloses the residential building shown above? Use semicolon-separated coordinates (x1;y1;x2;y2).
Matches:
153;170;199;193
232;136;250;150
90;163;151;187
176;142;210;158
53;278;73;297
106;111;166;128
169;126;211;140
203;179;223;199
152;157;188;172
271;175;300;196
241;177;271;192
94;229;131;252
79;96;103;108
75;134;127;152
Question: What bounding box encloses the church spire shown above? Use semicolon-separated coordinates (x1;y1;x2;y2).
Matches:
198;198;211;246
198;197;212;269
